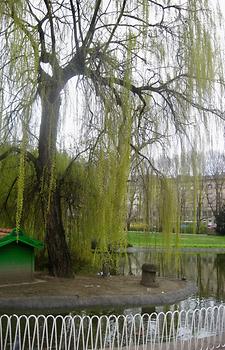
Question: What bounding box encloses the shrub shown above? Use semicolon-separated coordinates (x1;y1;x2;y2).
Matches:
197;223;208;235
129;222;149;231
180;222;208;234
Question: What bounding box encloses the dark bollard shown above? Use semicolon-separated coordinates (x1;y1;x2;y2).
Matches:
102;262;110;277
141;263;159;287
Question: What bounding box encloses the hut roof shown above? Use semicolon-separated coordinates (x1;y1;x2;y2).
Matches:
0;228;43;249
0;228;12;238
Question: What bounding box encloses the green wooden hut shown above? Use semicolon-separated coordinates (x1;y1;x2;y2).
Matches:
0;228;43;284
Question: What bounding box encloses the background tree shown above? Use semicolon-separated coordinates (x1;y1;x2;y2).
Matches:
215;205;225;235
204;151;225;217
0;0;224;276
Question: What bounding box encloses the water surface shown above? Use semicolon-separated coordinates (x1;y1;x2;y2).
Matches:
117;248;225;313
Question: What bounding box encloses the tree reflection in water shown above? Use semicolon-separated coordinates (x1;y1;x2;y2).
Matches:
120;249;225;310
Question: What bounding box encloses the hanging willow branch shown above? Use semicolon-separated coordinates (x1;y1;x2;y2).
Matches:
0;0;224;276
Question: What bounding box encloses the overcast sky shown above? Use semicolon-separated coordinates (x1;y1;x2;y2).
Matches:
58;0;225;157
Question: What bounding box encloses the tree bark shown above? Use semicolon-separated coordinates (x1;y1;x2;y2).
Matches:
37;73;73;277
45;188;73;277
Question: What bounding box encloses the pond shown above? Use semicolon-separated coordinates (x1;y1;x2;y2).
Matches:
126;248;225;309
71;248;225;317
2;248;225;348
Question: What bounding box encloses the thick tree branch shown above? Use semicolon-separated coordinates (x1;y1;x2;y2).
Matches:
101;0;127;56
0;147;38;174
59;146;90;185
69;0;80;52
130;144;164;177
43;0;56;54
76;0;84;43
3;176;18;211
83;0;102;48
62;53;85;83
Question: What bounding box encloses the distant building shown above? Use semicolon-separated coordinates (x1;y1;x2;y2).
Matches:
127;173;225;230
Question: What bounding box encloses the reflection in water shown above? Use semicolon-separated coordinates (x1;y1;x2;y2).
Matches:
119;249;225;312
2;307;224;349
4;250;223;347
68;306;225;347
214;254;225;300
66;250;225;317
2;251;225;348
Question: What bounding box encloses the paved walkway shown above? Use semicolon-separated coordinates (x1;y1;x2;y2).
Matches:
0;274;197;312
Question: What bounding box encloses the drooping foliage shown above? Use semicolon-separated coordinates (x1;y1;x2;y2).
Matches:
0;0;224;276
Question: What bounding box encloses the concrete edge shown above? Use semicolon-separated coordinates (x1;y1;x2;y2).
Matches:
0;281;198;312
127;247;225;253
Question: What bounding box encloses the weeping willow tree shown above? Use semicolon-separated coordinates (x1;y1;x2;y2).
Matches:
0;0;224;277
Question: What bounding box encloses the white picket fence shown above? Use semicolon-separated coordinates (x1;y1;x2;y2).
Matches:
1;305;225;350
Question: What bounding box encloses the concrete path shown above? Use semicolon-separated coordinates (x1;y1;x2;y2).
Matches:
0;274;197;312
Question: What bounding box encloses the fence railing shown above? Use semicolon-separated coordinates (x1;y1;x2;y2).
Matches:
1;305;225;350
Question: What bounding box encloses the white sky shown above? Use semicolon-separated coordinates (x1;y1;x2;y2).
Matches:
59;0;225;157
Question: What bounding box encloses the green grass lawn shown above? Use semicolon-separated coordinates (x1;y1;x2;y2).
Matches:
127;231;225;249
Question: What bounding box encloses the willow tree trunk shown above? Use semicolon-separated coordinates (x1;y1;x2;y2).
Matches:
37;74;73;277
45;188;72;276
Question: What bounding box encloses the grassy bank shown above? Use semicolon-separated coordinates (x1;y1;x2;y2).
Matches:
127;231;225;249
